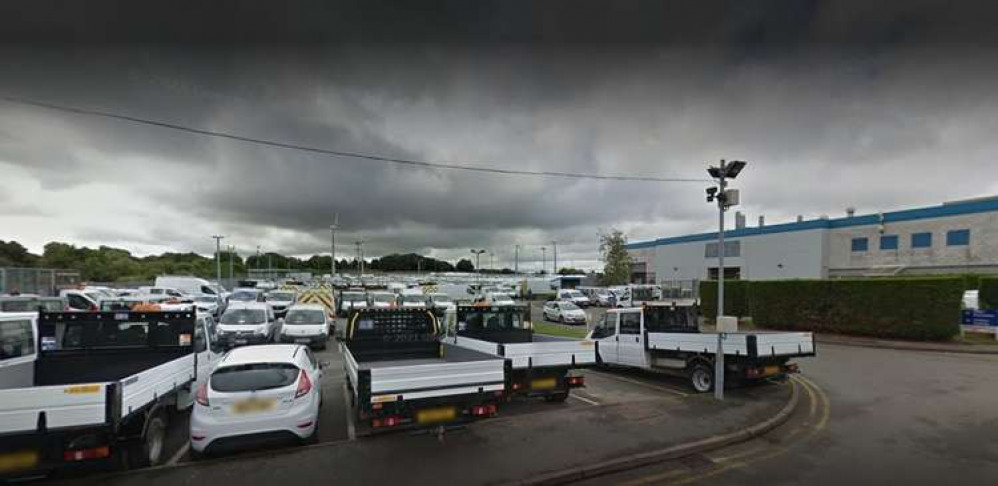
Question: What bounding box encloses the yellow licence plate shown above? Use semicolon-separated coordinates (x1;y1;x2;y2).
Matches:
232;398;277;414
763;366;781;376
0;451;39;473
416;406;457;424
531;378;557;390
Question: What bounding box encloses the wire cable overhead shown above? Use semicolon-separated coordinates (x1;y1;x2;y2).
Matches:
1;95;708;183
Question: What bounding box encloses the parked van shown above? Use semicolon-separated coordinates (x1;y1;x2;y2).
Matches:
155;276;224;296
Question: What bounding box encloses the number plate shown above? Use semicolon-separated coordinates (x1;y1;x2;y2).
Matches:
531;378;557;390
234;339;248;345
295;338;311;344
0;451;39;473
763;366;781;376
232;398;277;414
416;406;457;424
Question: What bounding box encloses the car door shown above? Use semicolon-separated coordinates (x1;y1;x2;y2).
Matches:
616;311;647;368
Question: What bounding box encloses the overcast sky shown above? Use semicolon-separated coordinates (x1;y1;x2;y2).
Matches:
2;1;997;271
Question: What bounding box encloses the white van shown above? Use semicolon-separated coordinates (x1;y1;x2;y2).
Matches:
278;304;330;350
155;276;223;296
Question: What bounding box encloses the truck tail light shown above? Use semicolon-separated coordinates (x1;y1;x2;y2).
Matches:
195;383;210;406
567;376;585;387
471;404;497;417
372;416;402;428
785;363;800;373
63;446;110;461
295;370;313;399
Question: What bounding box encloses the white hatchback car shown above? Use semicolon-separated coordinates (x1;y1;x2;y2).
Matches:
279;304;330;350
543;301;588;325
190;344;323;458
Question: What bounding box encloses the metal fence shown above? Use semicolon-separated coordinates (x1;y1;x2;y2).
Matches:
659;279;700;300
0;267;82;296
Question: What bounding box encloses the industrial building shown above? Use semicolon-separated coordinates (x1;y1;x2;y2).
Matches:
626;196;998;282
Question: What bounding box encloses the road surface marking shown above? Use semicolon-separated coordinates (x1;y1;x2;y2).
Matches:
795;375;830;430
166;442;189;466
568;393;600;406
618;467;688;486
587;370;689;397
341;382;356;440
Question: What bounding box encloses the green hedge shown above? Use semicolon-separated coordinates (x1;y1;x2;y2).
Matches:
699;280;751;319
750;278;962;341
980;277;998;309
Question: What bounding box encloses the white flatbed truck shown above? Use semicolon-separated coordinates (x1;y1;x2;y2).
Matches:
342;308;508;433
0;310;218;479
588;303;815;392
443;305;596;402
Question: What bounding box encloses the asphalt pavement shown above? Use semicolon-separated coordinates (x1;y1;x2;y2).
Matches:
584;343;998;485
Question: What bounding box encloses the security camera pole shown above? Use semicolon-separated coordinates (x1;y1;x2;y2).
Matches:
706;159;746;400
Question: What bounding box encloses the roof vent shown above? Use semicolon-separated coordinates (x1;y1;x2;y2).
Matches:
735;212;746;229
846;207;856;218
758;215;765;227
796;215;804;223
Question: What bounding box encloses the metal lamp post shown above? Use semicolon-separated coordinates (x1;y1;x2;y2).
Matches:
211;235;225;287
471;249;486;291
706;159;746;400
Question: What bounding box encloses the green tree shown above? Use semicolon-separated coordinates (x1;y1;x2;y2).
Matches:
600;229;632;285
456;258;475;272
558;267;585;275
0;240;39;267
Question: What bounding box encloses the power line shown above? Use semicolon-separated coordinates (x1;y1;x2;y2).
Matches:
0;95;709;183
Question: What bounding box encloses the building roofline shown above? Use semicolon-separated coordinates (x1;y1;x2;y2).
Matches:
625;196;998;250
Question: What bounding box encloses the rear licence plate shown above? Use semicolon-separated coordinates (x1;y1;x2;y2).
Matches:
0;450;39;473
416;406;457;424
234;339;247;345
763;365;782;376
531;378;557;390
232;398;277;414
295;338;311;343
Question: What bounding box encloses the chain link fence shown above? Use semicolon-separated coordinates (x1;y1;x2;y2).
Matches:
0;267;82;296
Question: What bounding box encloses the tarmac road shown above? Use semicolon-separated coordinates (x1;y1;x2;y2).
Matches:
584;343;998;485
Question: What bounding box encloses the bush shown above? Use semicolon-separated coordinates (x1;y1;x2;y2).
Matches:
980;277;998;309
699;280;751;319
750;278;962;341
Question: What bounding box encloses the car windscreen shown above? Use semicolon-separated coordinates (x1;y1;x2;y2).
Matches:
632;287;655;300
561;302;581;311
430;295;452;303
343;293;365;302
211;363;299;392
229;291;258;301
285;310;325;324
372;294;395;302
193;296;218;303
267;292;295;301
220;309;266;324
402;295;425;303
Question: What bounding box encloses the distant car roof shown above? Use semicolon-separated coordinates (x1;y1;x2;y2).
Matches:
226;302;269;311
219;344;302;367
288;303;326;311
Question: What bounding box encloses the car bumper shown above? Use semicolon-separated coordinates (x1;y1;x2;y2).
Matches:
279;334;328;345
190;401;318;453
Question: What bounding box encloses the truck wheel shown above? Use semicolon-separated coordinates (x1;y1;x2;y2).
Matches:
689;363;714;393
128;413;166;468
545;392;569;403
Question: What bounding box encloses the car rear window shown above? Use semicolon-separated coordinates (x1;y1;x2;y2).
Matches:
211;363;299;392
285;310;325;324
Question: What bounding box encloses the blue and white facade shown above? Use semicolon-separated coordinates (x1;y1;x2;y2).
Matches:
626;197;998;282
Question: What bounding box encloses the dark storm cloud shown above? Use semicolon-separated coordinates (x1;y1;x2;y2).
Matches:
2;1;998;262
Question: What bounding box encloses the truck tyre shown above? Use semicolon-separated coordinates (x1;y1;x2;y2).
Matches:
689;363;714;393
545;391;569;403
128;412;166;468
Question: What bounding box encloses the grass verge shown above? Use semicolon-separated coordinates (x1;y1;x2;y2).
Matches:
532;321;589;339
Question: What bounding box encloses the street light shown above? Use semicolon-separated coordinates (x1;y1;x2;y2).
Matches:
470;249;487;292
541;247;547;275
551;240;558;275
330;212;339;280
211;235;225;287
706;159;747;400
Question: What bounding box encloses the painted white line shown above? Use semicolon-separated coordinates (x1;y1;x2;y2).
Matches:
588;370;689;397
341;383;356;440
569;393;600;406
166;442;189;466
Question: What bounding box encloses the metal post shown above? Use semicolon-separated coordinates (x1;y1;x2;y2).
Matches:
552;241;558;275
515;244;520;275
228;245;234;284
330;213;339;279
212;235;225;288
541;247;547;275
715;161;727;400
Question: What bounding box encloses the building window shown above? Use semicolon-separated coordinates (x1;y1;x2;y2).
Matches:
880;235;898;250
946;229;970;246
704;241;740;258
851;237;868;252
912;232;932;248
